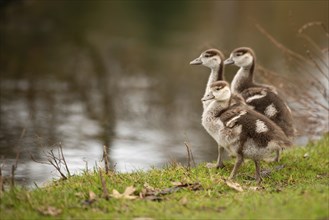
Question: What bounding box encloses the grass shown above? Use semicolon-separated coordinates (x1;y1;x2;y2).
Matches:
1;135;328;219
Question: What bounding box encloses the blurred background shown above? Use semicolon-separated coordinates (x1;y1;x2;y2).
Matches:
0;0;328;186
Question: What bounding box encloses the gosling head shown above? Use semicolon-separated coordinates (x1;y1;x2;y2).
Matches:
224;47;255;68
201;81;231;102
190;49;224;70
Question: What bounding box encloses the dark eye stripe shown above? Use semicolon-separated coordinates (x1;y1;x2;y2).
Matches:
204;50;219;58
235;50;247;56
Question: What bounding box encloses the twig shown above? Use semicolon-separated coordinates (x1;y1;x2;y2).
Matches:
0;167;4;194
11;165;16;188
30;143;71;180
102;145;110;174
255;23;313;66
185;142;191;170
99;169;110;200
33;182;39;189
257;60;329;137
47;150;67;180
10;151;20;188
184;142;196;170
59;143;71;177
298;21;329;37
8;125;26;189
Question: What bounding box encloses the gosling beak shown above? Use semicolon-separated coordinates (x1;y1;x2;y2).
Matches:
190;57;202;65
224;57;234;65
201;94;215;102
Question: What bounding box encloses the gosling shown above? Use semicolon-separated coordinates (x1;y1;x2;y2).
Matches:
202;81;292;182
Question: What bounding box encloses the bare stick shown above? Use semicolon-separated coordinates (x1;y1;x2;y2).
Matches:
0;167;4;193
11;165;16;188
10;151;20;188
59;143;71;177
258;61;328;137
298;21;329;37
33;182;39;189
102;145;110;174
48;159;67;180
31;146;69;180
14;151;20;169
184;142;196;169
99;169;110;200
184;142;191;170
255;23;313;66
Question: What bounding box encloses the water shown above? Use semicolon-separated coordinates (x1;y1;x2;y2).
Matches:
0;1;328;186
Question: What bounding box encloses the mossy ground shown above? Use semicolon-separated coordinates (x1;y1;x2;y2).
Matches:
1;135;328;219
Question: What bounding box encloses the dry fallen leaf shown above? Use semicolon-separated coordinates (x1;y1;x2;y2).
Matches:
225;180;244;192
38;206;62;216
89;191;96;202
111;186;137;199
112;189;121;198
123;186;136;196
171;181;183;186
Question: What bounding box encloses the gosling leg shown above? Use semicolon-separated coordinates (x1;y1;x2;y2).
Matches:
254;160;263;183
229;154;244;179
216;146;225;169
206;145;225;169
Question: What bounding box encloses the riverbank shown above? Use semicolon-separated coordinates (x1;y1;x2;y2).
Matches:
1;135;328;219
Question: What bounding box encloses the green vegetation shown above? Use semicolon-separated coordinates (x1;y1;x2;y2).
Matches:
1;135;328;219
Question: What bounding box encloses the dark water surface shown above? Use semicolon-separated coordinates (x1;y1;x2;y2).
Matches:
1;1;328;186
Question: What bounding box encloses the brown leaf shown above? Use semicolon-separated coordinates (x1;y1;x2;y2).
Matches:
170;182;202;190
38;206;62;216
225;180;244;192
89;191;96;202
171;181;183;186
123;186;136;196
111;186;137;199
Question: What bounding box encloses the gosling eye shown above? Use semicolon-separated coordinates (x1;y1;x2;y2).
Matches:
236;52;244;57
204;54;211;58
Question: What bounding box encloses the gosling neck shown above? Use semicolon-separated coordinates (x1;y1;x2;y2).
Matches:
231;61;255;93
205;64;224;95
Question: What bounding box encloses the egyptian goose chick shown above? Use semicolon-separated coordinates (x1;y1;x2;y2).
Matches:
190;49;228;168
202;81;292;182
224;47;295;161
